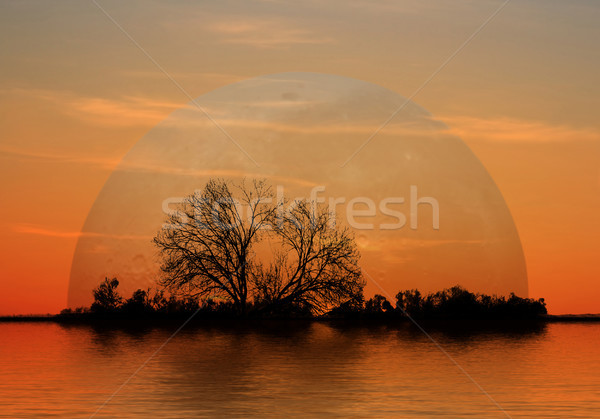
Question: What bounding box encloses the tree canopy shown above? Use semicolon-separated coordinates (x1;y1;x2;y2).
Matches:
153;178;365;314
90;277;123;313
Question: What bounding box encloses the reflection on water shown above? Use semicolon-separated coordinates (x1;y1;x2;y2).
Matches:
0;321;598;417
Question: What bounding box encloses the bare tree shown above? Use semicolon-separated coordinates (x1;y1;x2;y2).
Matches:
254;200;364;314
154;179;275;313
154;178;364;315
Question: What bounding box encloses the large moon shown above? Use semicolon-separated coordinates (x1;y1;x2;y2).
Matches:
68;72;527;307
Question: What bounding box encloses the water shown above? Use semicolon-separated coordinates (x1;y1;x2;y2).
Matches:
0;321;598;418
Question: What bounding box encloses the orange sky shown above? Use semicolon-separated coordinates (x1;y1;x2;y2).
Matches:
0;1;598;315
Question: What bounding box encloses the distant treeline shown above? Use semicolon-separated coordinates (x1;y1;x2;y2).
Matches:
332;287;547;320
59;278;547;321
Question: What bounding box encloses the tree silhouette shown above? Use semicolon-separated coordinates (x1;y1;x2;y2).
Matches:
253;200;364;314
90;277;123;313
365;294;393;314
394;286;547;319
154;179;275;313
154;178;364;314
122;289;151;314
76;278;546;321
395;289;422;317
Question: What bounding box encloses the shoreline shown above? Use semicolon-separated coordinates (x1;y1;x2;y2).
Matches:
1;313;599;324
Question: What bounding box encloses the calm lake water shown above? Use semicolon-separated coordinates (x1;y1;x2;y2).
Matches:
0;321;598;418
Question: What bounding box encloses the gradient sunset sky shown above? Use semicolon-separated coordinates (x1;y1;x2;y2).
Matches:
0;0;598;315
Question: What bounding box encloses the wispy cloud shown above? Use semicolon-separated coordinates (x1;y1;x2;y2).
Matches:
207;18;334;48
13;224;151;240
0;146;121;170
357;236;485;252
0;146;319;187
164;106;442;135
65;95;180;126
2;87;182;127
441;115;600;143
118;70;244;85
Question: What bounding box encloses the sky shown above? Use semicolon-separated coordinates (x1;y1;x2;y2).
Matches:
0;0;598;315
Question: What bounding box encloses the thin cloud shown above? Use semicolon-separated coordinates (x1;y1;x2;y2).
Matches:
357;237;486;252
109;164;320;188
118;70;244;85
0;146;319;187
0;146;121;170
3;87;182;127
441;115;600;143
207;19;334;48
165;108;443;136
69;95;179;126
13;224;152;240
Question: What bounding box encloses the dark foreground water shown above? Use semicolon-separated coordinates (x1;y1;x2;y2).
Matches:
0;321;598;418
